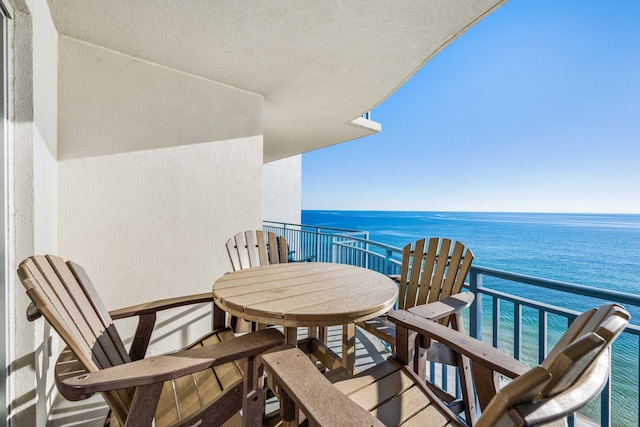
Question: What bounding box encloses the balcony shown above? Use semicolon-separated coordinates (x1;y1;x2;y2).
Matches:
264;220;640;426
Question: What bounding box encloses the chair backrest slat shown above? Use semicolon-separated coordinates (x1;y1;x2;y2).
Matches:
417;237;439;306
255;230;270;265
427;238;451;304
226;230;288;271
277;235;288;264
267;231;281;264
437;240;464;301
396;243;412;309
67;261;112;327
235;232;251;270
404;238;426;309
245;230;260;267
225;237;242;271
452;248;474;295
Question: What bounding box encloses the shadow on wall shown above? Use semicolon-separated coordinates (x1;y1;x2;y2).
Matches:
8;321;50;426
119;302;213;353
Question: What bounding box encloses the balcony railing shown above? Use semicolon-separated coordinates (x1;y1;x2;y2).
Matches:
264;220;640;427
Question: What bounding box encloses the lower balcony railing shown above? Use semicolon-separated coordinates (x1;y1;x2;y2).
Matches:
264;220;640;427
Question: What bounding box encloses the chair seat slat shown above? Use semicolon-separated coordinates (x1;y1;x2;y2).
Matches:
346;369;415;411
372;385;433;427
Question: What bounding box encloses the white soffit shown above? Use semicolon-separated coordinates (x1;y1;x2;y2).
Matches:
48;0;506;162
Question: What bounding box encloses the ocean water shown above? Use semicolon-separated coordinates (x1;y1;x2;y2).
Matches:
302;210;640;425
302;210;640;304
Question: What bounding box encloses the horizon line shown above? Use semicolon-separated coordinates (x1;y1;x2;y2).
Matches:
301;209;640;215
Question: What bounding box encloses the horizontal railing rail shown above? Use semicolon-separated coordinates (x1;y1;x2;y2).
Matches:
263;220;370;263
264;221;640;426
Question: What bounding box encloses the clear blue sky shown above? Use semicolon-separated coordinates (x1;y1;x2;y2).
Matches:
302;0;640;213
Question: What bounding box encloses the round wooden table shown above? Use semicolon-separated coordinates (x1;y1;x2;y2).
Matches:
213;262;397;375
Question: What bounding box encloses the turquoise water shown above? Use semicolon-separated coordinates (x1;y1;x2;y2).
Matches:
302;210;640;425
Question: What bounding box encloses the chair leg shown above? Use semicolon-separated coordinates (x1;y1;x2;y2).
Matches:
318;326;328;345
212;302;226;330
452;313;477;426
125;383;163;427
242;356;266;427
414;345;427;380
279;388;299;426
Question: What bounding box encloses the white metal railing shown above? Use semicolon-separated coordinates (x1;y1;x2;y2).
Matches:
264;221;640;426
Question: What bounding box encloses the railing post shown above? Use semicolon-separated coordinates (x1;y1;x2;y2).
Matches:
514;302;522;360
469;268;482;340
315;227;321;261
385;248;393;275
601;377;612;427
364;232;370;270
538;310;547;363
492;298;500;348
331;236;337;263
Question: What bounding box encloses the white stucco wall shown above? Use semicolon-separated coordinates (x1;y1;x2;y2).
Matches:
58;137;263;351
263;155;302;225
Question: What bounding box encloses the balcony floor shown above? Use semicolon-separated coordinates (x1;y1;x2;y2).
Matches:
47;326;390;426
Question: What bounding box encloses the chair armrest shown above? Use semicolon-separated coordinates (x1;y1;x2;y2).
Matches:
109;292;213;320
388;310;528;379
288;249;316;263
290;255;316;263
407;292;475;322
262;346;385;427
59;328;284;399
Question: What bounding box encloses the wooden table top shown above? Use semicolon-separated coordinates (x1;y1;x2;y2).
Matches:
213;262;398;328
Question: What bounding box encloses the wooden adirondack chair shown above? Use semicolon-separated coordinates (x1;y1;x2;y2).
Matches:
19;255;284;427
358;237;474;348
357;238;475;419
263;303;629;427
225;230;321;341
225;230;289;333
